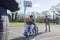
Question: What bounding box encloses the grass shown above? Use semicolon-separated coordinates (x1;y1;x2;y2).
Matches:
9;22;59;27
9;22;24;27
9;22;45;27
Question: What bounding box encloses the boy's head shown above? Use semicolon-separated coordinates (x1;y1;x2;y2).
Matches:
30;15;33;18
45;16;48;18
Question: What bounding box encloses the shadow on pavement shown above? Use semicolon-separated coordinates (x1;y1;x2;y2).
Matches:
37;31;48;35
11;31;48;40
32;31;48;38
11;36;30;40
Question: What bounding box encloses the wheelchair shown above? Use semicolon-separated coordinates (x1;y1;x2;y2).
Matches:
24;24;38;38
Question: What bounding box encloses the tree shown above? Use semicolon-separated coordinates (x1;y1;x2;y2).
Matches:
11;13;15;22
15;12;18;22
7;14;12;22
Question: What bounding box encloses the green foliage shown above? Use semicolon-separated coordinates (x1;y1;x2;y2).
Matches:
9;22;24;27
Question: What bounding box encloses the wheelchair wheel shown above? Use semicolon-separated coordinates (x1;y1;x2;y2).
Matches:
33;26;38;36
36;27;38;34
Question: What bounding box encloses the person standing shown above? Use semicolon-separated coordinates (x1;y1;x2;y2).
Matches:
0;0;19;40
44;16;50;32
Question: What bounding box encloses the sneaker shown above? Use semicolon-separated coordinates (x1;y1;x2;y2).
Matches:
23;32;27;36
29;32;32;37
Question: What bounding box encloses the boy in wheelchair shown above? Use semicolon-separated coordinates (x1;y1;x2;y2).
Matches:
24;15;36;37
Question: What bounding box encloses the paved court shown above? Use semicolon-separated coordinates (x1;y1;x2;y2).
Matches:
9;25;60;40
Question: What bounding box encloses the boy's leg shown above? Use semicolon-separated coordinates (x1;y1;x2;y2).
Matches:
24;24;30;36
30;24;34;34
24;24;29;33
45;23;47;31
48;23;50;32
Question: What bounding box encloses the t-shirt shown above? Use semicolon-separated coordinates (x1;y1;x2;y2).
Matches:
26;18;35;25
44;18;50;24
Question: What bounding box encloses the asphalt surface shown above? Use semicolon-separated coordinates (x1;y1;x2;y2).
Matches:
9;25;60;40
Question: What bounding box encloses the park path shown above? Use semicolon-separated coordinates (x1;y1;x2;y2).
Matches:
9;25;60;40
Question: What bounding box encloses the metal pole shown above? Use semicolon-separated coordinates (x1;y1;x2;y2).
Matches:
53;13;55;24
24;1;26;27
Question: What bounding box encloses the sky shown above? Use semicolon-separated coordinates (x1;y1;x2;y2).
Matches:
8;0;60;14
